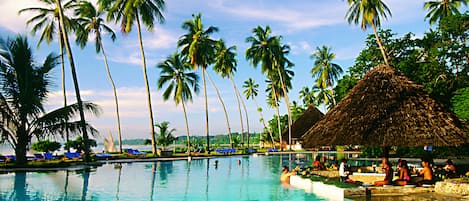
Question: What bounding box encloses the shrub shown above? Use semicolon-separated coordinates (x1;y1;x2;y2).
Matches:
31;140;61;152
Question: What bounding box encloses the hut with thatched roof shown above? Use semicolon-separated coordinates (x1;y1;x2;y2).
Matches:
301;65;469;148
281;105;324;149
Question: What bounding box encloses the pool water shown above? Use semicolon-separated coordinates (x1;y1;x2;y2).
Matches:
0;154;326;201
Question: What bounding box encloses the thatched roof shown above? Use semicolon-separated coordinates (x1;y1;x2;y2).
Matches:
281;105;324;141
302;65;469;148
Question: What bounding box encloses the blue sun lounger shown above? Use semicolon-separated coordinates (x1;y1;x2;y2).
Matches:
96;153;112;160
127;149;144;156
44;152;54;160
65;152;81;159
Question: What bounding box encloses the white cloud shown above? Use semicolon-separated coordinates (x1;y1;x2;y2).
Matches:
145;28;179;49
0;0;44;33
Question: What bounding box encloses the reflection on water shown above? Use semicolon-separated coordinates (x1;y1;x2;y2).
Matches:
0;155;325;201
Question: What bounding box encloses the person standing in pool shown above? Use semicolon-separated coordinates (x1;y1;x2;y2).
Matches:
280;166;294;183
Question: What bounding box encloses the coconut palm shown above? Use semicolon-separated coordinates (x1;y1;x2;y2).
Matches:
310;45;343;106
312;83;334;112
246;25;295;150
265;78;283;148
243;78;275;147
157;52;199;156
54;0;93;162
0;36;100;165
213;39;251;148
177;13;218;153
299;86;316;107
74;1;124;153
98;0;166;155
424;0;468;25
155;121;176;150
345;0;392;66
19;0;78;150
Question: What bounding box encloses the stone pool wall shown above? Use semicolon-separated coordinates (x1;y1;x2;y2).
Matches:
435;179;469;196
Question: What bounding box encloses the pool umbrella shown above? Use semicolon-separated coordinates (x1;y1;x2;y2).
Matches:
281;105;324;145
301;65;469;154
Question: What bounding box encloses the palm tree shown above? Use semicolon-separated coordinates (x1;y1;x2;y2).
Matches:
310;45;343;106
243;78;275;147
312;84;334;112
213;39;251;148
424;0;468;25
19;0;78;150
55;0;93;162
157;52;199;156
98;0;166;155
345;0;392;66
74;1;124;153
299;86;316;107
0;36;100;165
246;25;294;150
155;121;176;150
265;78;283;149
178;13;218;153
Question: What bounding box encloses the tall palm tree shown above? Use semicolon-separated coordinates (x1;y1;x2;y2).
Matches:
424;0;468;25
243;78;275;147
55;0;93;162
265;78;283;149
98;0;166;155
178;13;218;153
345;0;392;66
213;39;251;148
0;36;100;165
19;0;78;150
74;1;124;153
310;45;343;106
157;52;199;156
246;25;294;150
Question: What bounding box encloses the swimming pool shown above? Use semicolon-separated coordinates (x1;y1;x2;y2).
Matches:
0;154;326;201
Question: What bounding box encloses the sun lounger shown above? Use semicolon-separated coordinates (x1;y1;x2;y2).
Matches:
5;155;16;161
268;148;278;152
126;149;145;156
34;153;45;160
248;149;257;153
96;153;112;160
64;152;81;159
44;152;54;160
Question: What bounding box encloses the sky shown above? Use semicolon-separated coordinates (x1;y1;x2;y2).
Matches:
0;0;433;141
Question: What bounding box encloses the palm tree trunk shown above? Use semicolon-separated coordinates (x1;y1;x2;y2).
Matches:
100;42;123;153
229;75;244;148
271;85;283;151
58;27;69;152
275;66;293;151
202;67;210;153
135;13;157;155
232;78;250;148
56;0;90;162
253;98;275;147
206;72;233;148
371;22;389;66
182;101;191;156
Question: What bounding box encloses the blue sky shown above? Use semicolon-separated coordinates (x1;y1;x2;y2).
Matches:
0;0;432;140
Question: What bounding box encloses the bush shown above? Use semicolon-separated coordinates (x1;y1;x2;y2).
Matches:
64;137;97;153
31;140;61;152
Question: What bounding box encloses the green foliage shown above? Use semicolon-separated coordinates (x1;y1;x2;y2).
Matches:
64;137;97;153
155;122;176;150
143;139;152;145
451;86;469;120
31;140;61;152
360;146;383;158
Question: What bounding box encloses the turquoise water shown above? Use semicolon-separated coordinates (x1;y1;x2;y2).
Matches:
0;154;326;201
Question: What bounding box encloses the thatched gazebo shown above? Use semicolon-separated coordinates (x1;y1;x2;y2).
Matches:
281;105;324;146
301;65;469;149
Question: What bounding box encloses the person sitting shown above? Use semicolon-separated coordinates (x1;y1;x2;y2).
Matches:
280;166;295;184
394;160;410;186
416;158;434;186
374;159;394;186
444;159;457;178
312;156;322;170
339;159;349;182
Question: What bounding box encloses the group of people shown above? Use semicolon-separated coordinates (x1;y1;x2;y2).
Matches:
280;157;459;187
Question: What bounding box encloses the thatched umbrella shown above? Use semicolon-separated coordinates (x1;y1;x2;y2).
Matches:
301;65;469;153
281;105;324;144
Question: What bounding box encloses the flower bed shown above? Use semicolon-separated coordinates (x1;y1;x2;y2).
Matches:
435;178;469;196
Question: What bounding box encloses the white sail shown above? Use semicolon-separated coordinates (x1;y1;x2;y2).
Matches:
104;130;118;153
